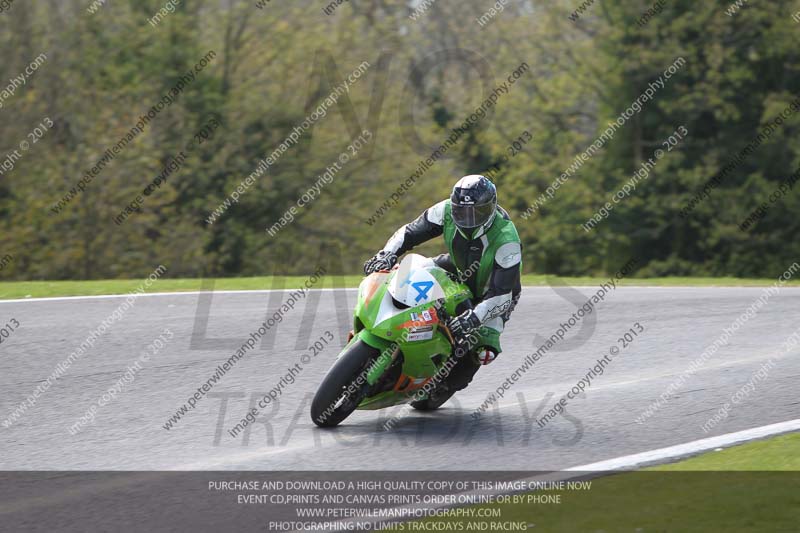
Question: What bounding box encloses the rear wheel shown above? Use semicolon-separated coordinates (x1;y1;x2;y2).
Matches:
311;340;379;427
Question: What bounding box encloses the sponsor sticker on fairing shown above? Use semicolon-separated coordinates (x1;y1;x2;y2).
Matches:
407;326;434;342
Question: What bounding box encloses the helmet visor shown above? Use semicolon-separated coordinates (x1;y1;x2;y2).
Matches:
451;201;495;229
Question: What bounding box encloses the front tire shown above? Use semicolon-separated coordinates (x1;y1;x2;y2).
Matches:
311;340;378;427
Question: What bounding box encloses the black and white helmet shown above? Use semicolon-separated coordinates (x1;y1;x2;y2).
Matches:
450;175;497;231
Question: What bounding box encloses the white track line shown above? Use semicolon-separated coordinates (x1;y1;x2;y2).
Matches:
299;419;800;532
0;288;359;304
566;418;800;471
0;285;793;304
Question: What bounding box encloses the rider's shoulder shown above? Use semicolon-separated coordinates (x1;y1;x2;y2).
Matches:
497;205;511;220
425;199;449;225
494;206;521;241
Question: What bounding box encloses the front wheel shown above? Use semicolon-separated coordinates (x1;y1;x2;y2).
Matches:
311;339;378;427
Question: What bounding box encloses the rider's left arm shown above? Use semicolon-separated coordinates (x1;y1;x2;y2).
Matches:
472;242;522;324
383;200;447;256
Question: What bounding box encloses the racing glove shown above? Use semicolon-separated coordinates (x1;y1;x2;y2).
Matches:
446;309;481;340
363;250;397;275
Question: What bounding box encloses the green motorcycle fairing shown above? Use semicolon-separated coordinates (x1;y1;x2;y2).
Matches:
347;254;472;410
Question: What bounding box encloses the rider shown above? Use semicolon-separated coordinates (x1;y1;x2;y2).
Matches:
363;175;522;393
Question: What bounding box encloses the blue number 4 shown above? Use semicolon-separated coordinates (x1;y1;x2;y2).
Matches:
411;281;434;302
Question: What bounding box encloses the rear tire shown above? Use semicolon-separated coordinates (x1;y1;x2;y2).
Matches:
311;340;378;427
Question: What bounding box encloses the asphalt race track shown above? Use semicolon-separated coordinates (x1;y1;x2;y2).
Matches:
1;285;798;471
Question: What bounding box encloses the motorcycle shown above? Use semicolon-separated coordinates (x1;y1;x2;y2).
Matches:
310;253;474;427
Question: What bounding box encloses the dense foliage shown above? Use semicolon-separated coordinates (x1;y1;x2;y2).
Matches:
0;0;798;280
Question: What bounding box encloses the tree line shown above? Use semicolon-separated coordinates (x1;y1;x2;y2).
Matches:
0;0;798;280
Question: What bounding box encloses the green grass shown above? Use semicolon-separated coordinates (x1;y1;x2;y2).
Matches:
650;431;800;471
392;433;800;533
0;273;795;300
520;274;799;287
0;275;362;300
